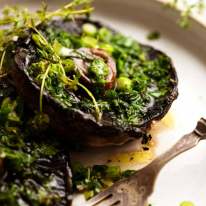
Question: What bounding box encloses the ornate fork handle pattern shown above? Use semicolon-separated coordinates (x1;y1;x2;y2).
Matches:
194;118;206;136
151;118;206;171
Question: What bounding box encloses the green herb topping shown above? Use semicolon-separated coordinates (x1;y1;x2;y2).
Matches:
72;162;135;199
147;31;161;41
23;23;175;127
0;81;71;206
0;0;177;128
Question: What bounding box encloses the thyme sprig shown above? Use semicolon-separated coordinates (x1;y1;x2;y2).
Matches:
0;0;101;120
61;72;102;121
39;63;51;113
31;27;101;120
166;0;205;28
0;0;93;28
45;0;94;20
0;1;93;50
0;0;93;74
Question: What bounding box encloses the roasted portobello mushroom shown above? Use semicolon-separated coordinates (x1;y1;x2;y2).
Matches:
6;18;178;147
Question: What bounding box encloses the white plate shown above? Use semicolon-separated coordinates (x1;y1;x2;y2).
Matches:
2;0;206;205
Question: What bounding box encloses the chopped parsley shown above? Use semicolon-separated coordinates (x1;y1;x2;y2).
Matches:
72;162;135;199
147;31;161;41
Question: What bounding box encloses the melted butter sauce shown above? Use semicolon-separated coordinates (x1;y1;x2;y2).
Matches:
105;112;175;170
71;112;175;171
106;140;155;170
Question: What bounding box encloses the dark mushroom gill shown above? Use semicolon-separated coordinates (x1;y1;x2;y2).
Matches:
7;18;178;147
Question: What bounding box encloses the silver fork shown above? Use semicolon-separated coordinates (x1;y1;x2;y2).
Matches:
86;118;206;206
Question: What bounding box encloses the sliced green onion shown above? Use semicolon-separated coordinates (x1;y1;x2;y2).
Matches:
99;43;114;54
117;77;133;91
81;36;98;48
82;23;97;36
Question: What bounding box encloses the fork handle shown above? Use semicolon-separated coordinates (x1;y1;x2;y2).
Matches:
149;118;206;173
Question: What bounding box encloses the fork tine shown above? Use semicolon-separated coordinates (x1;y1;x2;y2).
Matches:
95;197;120;206
86;188;113;206
111;202;121;206
200;118;206;124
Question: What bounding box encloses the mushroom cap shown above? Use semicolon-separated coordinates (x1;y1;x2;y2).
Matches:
9;18;178;147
